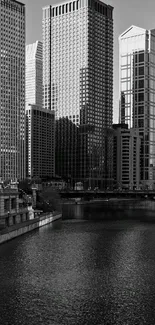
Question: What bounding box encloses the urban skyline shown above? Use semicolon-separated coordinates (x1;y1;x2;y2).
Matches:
1;0;155;189
24;0;155;124
1;2;155;323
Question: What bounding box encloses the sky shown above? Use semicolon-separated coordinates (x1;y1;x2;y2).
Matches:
24;0;155;123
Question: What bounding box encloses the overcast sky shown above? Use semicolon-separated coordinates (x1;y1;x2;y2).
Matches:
24;0;155;122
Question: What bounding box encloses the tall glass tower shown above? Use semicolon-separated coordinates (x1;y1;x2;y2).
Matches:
0;0;25;181
119;25;155;189
26;41;43;107
43;0;113;189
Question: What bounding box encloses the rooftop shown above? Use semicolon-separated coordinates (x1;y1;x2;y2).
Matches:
9;0;25;6
26;104;55;115
43;0;113;10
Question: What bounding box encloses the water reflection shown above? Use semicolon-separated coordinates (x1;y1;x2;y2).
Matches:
1;201;155;324
62;199;155;222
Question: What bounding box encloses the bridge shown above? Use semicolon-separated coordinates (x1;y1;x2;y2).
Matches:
59;190;155;200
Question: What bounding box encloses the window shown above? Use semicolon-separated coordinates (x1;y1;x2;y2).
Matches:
121;69;127;78
4;199;9;212
66;4;68;12
139;79;144;89
11;198;16;209
139;67;144;75
138;119;144;128
138;93;144;102
121;56;127;66
139;52;144;63
6;217;9;227
13;215;16;225
138;106;144;115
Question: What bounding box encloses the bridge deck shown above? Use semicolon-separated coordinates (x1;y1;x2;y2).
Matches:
60;190;155;199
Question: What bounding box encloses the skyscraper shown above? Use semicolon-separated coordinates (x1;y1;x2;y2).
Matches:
119;26;155;189
0;0;25;181
26;41;43;107
26;105;55;179
42;0;113;189
113;124;141;190
26;40;55;180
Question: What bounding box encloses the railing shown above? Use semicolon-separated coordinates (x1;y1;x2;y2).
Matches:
59;190;155;199
0;212;53;235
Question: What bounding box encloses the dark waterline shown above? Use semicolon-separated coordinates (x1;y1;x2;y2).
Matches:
1;200;155;324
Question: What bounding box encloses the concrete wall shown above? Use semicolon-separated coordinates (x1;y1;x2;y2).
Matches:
0;213;62;245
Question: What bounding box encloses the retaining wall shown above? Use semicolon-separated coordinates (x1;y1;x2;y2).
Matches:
0;212;62;245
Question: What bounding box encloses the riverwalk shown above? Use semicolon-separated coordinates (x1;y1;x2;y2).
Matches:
0;212;62;245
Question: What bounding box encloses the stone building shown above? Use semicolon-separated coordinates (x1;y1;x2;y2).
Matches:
0;180;32;230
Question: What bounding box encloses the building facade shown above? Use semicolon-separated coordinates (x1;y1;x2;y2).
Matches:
26;41;43;107
43;0;113;189
0;180;31;230
0;0;25;181
113;124;141;190
55;117;79;184
119;25;155;189
26;105;55;179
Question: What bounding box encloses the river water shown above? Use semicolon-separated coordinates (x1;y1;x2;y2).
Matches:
1;200;155;324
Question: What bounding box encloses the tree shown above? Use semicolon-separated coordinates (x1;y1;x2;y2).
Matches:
37;187;62;213
18;178;32;194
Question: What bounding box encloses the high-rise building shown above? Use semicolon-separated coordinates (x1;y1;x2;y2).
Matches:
43;0;113;189
55;117;79;184
26;41;43;107
113;124;141;190
0;0;25;181
26;105;55;179
26;41;55;180
119;25;155;189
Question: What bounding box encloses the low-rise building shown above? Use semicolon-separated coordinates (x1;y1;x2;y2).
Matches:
42;179;66;190
0;180;32;230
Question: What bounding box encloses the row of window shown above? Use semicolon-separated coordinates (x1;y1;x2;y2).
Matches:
50;1;112;19
1;1;25;13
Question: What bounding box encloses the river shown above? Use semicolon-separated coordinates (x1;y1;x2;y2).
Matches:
1;199;155;324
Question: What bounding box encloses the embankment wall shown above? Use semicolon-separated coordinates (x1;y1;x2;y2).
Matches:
0;212;62;245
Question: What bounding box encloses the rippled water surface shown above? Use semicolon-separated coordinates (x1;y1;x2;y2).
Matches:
1;201;155;324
